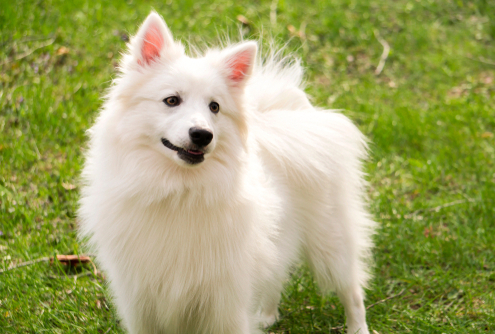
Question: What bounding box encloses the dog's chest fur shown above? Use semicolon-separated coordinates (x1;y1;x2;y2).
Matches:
92;166;280;329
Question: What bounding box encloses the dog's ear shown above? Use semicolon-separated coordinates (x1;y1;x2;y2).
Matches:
219;42;257;89
131;12;179;66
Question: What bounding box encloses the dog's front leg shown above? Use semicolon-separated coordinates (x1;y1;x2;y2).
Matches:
204;275;259;334
210;308;252;334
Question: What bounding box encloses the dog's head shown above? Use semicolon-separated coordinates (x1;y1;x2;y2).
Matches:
110;12;256;168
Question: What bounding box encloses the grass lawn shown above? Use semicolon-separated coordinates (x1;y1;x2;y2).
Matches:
1;0;495;333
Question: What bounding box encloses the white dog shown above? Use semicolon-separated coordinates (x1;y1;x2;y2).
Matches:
79;12;375;334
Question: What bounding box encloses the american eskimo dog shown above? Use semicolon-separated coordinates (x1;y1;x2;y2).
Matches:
78;12;375;334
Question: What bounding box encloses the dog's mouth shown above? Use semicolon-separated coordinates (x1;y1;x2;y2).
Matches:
161;138;205;164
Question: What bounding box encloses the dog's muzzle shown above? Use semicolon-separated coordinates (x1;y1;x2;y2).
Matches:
161;138;206;165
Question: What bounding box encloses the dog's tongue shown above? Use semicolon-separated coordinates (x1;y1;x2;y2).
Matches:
187;150;203;155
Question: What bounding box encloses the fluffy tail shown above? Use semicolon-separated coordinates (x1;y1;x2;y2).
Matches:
246;50;312;113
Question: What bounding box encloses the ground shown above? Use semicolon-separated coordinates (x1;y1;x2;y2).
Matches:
0;0;494;333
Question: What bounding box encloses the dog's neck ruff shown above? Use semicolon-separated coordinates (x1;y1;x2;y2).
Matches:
106;145;247;207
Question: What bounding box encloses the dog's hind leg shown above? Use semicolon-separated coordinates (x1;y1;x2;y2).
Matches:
300;188;372;334
336;286;369;334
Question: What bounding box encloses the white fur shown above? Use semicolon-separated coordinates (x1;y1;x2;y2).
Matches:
78;12;375;334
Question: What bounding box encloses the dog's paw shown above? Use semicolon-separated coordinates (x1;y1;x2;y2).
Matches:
260;310;279;328
346;325;370;334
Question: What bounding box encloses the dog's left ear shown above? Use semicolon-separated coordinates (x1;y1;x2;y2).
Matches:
219;42;257;89
130;12;181;66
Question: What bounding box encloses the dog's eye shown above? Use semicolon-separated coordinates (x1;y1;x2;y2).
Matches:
164;96;181;107
209;102;220;114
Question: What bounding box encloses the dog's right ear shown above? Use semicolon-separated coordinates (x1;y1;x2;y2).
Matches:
130;12;181;67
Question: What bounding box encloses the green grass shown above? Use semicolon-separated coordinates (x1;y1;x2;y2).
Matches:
1;0;495;333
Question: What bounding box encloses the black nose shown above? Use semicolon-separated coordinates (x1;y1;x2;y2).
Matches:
189;127;213;147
